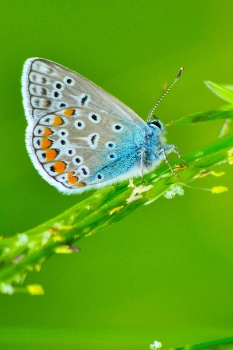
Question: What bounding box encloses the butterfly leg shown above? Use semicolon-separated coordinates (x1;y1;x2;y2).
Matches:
172;145;188;167
160;147;179;177
164;144;188;167
140;150;145;184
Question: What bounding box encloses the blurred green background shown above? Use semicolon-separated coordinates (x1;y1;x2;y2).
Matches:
0;1;233;349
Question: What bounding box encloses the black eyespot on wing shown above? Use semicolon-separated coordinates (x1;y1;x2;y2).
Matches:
74;119;85;130
112;124;123;132
59;130;69;136
81;167;87;175
81;94;88;105
91;134;97;144
56;83;62;89
75;157;81;163
108;153;117;160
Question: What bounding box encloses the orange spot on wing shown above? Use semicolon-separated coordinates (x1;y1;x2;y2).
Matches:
63;108;75;116
43;127;53;136
41;138;52;149
77;182;86;188
54;161;66;174
53;116;64;126
46;149;58;161
67;172;78;185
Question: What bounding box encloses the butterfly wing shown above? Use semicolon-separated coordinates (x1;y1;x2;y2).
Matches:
22;58;145;126
27;107;145;193
22;58;150;193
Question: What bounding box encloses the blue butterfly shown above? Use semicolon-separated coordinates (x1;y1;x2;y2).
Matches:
22;58;183;194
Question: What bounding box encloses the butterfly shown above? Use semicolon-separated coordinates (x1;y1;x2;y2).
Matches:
22;58;184;194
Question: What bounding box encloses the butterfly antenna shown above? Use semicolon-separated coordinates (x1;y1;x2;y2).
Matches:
147;67;184;123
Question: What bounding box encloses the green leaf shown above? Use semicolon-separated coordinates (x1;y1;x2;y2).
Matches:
174;336;233;350
0;132;233;294
205;81;233;103
172;108;233;126
172;81;233;126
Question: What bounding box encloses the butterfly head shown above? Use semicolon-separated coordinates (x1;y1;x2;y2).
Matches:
147;117;167;147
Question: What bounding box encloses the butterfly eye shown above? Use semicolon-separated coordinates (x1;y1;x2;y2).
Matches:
64;76;75;86
151;120;162;129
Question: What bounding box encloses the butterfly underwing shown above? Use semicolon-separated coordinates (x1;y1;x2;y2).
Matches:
22;58;179;194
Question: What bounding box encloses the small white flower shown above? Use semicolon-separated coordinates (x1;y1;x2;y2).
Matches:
4;248;11;253
150;340;162;349
127;184;153;203
164;184;184;199
128;179;135;188
195;151;204;157
28;241;36;249
42;231;51;245
1;283;14;295
160;173;169;178
16;233;29;246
